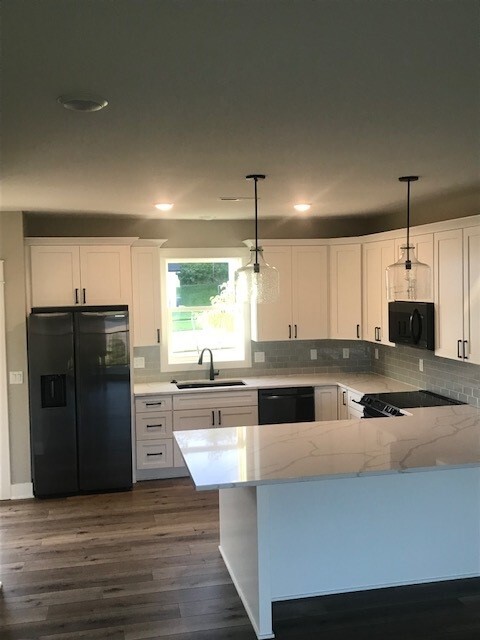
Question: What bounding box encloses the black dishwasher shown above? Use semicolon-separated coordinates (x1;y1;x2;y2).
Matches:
258;387;315;424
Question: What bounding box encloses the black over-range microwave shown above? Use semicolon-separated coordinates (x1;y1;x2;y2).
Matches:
388;301;435;350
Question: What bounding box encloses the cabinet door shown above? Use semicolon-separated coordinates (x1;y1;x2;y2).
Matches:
252;246;292;341
329;244;362;339
217;405;259;427
434;229;464;360
362;240;394;345
292;246;328;339
131;247;161;346
314;386;338;421
173;407;216;429
337;386;349;420
30;246;81;307
79;246;131;305
463;226;480;364
347;389;363;420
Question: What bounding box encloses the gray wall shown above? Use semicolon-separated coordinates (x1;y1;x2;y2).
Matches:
0;212;31;484
371;343;480;408
24;213;380;243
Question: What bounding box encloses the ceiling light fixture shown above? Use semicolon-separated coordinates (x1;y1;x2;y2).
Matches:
155;203;174;211
386;176;432;301
234;174;279;304
57;94;108;112
294;203;311;212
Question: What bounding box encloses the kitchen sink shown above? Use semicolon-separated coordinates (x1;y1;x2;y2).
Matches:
176;380;246;389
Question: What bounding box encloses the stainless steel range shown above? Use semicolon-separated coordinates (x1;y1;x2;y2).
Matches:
358;390;466;419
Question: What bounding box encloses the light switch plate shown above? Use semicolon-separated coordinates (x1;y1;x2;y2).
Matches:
419;358;424;372
342;348;349;359
310;349;317;360
9;371;23;384
254;351;265;363
133;357;145;369
375;348;379;360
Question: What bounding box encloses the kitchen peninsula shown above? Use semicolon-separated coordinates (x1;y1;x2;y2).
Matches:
174;403;480;640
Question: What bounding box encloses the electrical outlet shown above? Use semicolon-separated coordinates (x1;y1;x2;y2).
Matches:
9;371;23;384
133;357;145;369
375;348;379;360
419;358;424;372
342;348;349;359
254;351;265;363
310;349;317;360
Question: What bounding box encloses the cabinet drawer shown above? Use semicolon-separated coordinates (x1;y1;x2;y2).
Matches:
136;439;173;470
136;412;172;439
173;390;257;411
135;395;173;413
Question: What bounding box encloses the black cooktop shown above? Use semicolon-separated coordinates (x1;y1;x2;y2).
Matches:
367;390;466;409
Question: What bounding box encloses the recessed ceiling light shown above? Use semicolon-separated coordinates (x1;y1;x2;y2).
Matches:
294;203;311;212
57;94;108;112
155;203;174;211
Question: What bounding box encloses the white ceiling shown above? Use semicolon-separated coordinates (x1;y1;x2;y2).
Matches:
1;0;478;221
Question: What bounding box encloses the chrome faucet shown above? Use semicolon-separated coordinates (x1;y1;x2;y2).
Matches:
198;348;219;381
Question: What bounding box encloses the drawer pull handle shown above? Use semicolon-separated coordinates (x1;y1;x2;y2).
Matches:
145;401;163;406
146;424;162;428
146;452;163;457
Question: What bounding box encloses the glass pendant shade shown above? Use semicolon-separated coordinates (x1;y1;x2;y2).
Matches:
386;245;432;301
235;248;279;304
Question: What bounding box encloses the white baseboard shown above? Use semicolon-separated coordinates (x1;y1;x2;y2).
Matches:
10;482;33;499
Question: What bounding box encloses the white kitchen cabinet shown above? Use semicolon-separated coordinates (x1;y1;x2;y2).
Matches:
347;389;363;420
135;395;175;477
29;244;131;307
337;386;349;420
362;239;395;345
131;246;162;347
252;245;328;341
329;243;362;340
314;386;338;421
173;390;259;468
435;226;480;364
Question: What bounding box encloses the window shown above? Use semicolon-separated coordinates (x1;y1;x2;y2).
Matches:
159;249;250;371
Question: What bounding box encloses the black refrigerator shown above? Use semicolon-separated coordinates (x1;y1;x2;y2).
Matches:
28;306;132;497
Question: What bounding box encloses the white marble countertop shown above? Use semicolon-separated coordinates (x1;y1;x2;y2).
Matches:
134;372;417;396
174;404;480;490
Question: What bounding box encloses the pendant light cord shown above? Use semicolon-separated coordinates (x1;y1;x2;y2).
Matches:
254;176;259;271
406;178;411;268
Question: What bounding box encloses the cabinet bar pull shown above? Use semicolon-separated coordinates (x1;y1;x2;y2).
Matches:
74;288;79;304
157;329;160;343
146;452;163;456
294;324;297;339
145;401;163;406
378;327;381;341
463;340;469;359
457;339;462;358
218;410;222;426
356;324;360;339
342;391;346;406
211;410;215;426
288;324;292;339
82;288;86;304
146;424;162;428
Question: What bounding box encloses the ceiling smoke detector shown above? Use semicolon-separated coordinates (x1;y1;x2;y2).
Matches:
57;94;108;112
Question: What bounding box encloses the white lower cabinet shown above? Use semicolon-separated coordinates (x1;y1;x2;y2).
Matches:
135;395;175;476
173;390;259;470
347;389;364;420
337;386;349;420
314;386;338;421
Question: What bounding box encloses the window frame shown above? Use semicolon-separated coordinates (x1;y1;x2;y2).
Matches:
159;248;251;373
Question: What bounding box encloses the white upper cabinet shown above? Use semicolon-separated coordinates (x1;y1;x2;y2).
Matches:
329;243;362;340
435;226;480;364
30;246;81;307
29;243;131;308
362;239;395;345
252;245;328;341
131;246;161;347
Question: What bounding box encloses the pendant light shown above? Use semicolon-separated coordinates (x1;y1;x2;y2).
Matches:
386;176;432;301
234;174;279;304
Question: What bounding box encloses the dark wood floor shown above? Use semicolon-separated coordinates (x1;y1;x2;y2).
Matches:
1;478;480;640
